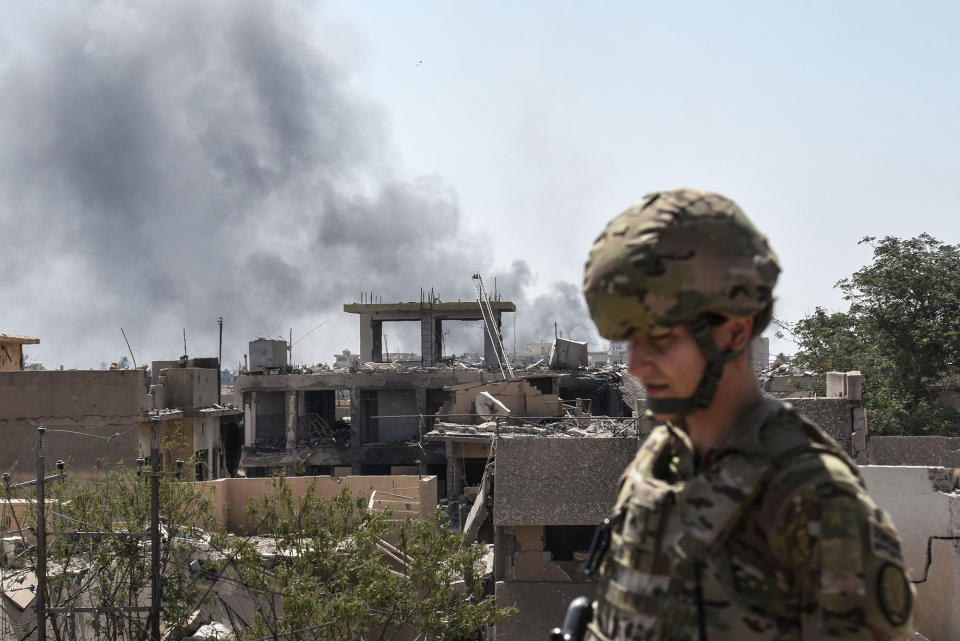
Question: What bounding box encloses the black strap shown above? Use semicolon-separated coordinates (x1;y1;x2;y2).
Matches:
694;560;707;641
584;518;612;579
646;318;747;417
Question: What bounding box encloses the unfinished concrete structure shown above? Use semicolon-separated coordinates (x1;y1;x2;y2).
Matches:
343;298;516;366
236;364;485;482
235;292;643;504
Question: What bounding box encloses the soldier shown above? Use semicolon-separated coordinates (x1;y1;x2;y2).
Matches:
580;189;914;640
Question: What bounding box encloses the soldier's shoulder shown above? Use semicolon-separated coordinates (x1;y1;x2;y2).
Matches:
757;400;861;492
750;401;868;531
625;424;674;468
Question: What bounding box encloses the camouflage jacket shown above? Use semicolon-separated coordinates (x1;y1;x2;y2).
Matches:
586;398;914;641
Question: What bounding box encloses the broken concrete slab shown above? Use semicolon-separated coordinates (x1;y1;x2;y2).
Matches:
463;458;493;542
549;338;588;370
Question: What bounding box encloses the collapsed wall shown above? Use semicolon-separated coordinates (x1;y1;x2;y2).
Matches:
861;466;960;641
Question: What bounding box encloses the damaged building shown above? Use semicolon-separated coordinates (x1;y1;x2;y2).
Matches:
234;298;641;502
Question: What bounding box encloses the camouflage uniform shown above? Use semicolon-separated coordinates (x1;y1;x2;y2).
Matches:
582;189;915;640
585;399;914;641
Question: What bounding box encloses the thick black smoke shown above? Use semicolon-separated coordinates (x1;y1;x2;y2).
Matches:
0;1;598;367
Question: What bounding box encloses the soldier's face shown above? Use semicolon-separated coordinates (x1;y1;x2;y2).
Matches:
628;325;707;416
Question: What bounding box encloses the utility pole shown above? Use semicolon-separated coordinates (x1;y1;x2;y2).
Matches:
4;427;68;641
36;427;46;641
150;418;161;641
218;317;223;404
4;433;155;640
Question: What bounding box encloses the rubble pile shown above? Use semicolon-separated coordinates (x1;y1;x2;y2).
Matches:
757;359;820;399
431;416;640;439
759;361;817;379
251;438;285;451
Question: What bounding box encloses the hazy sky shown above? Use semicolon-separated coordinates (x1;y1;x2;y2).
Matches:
2;1;958;368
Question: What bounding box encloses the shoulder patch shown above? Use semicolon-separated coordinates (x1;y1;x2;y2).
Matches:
877;563;911;627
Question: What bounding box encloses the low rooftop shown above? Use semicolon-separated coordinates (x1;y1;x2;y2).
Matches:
0;333;39;344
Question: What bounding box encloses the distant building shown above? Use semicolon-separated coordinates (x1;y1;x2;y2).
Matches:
511;342;554;368
751;335;770;372
0;333;39;372
0;353;241;482
587;344;626;367
333;349;361;369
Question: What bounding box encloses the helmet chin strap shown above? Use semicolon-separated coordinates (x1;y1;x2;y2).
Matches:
646;317;747;417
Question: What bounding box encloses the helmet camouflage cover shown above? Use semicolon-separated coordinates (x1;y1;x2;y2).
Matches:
583;188;781;340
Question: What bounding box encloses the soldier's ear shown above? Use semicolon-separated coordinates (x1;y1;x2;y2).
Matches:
718;316;754;353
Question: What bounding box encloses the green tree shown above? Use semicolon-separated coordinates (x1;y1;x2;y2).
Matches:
13;459;508;641
778;234;960;435
42;460;216;641
226;475;511;641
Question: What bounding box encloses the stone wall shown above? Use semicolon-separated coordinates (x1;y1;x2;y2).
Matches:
495;581;591;641
789;397;860;458
868;437;960;467
196;474;437;533
493;437;639;526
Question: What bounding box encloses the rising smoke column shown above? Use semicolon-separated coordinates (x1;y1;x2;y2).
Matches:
0;1;597;367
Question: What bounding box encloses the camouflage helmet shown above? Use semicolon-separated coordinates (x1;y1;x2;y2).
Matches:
583;189;780;340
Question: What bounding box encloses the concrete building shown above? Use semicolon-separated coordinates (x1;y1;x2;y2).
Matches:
138;359;243;480
750;335;770;372
235;296;639;499
0;357;240;482
334;349;361;369
587;344;626;367
0;334;39;372
235;363;492;484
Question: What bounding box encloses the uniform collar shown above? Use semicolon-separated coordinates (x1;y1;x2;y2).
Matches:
665;397;783;471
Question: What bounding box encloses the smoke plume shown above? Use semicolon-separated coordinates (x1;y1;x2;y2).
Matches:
0;1;598;368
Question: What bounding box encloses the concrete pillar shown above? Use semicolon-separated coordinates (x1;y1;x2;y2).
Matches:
845;370;862;402
445;441;457;500
420;316;435;366
358;315;383;362
349;387;362;449
825;371;846;398
285;390;297;451
244;392;256;444
415;387;427;445
483;312;502;369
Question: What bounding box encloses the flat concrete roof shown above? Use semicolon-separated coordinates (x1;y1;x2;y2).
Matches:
343;300;515;321
0;334;39;344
